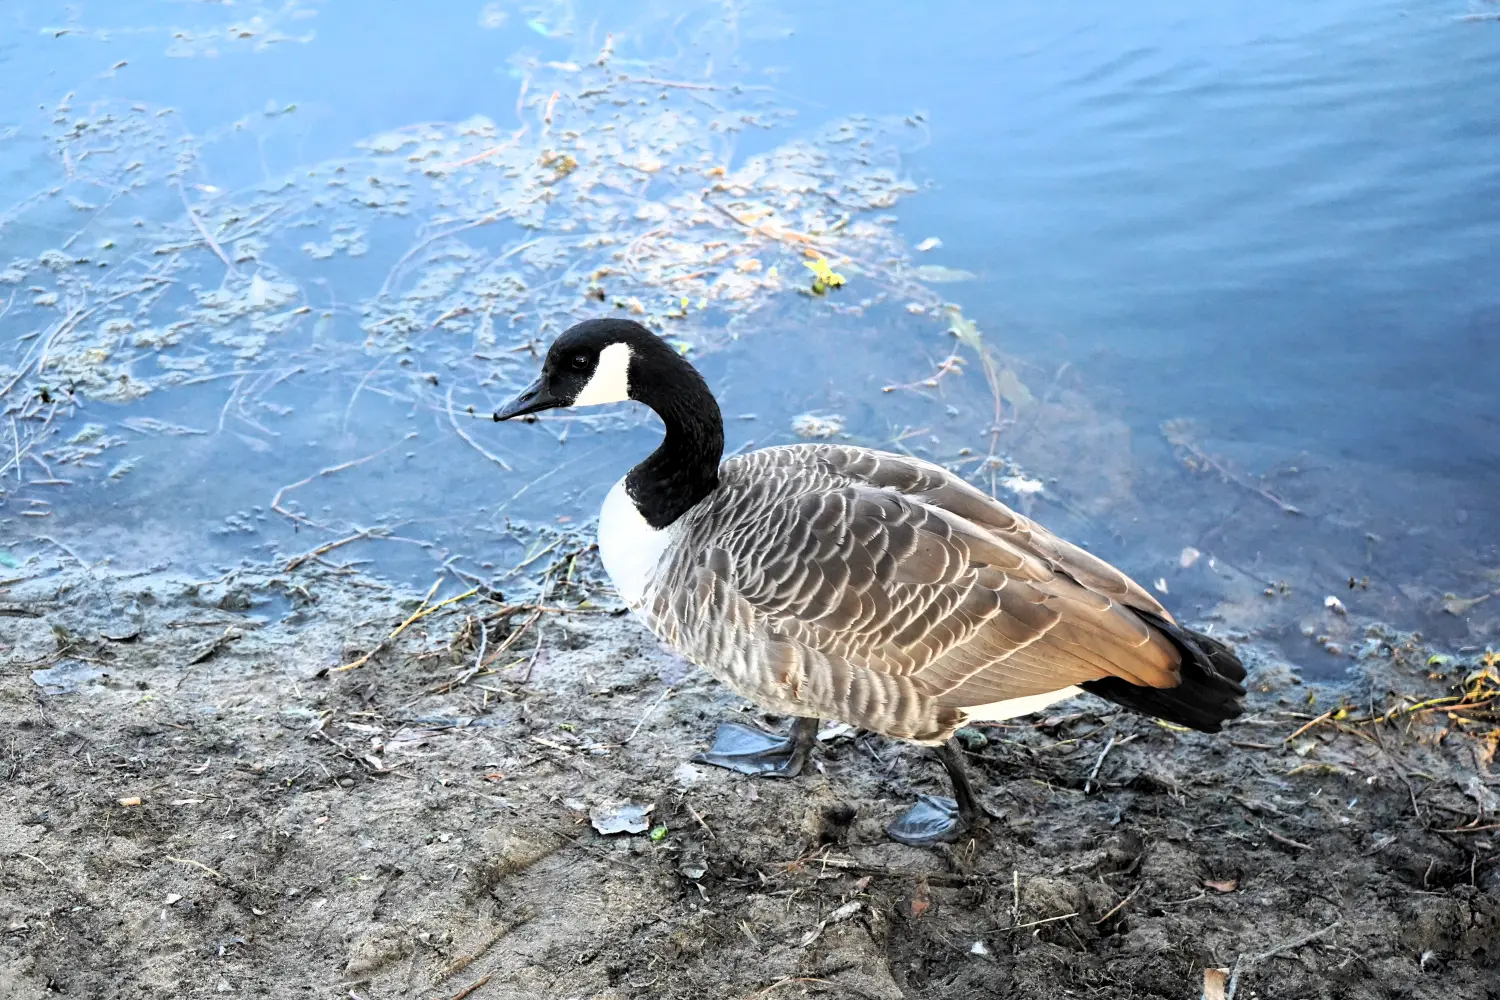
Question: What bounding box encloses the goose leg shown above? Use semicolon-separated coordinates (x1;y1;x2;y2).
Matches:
694;716;818;778
887;739;987;845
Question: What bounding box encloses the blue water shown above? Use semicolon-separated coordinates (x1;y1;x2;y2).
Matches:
2;0;1497;668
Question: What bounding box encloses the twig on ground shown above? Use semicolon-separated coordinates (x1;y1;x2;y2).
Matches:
1225;921;1340;1000
687;803;715;839
334;581;478;672
1283;709;1336;743
623;686;675;745
1258;823;1314;852
1084;735;1116;794
1005;911;1078;931
446;973;491;1000
1092;882;1143;925
166;856;223;879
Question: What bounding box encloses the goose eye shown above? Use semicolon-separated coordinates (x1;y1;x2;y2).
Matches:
567;354;591;372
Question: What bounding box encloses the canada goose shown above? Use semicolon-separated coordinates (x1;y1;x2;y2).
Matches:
495;318;1246;843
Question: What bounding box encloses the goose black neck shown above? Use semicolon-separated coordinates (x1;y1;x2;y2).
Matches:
625;350;723;529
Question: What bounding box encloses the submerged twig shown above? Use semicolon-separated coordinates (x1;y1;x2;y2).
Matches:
270;435;416;528
176;182;237;274
446;386;511;470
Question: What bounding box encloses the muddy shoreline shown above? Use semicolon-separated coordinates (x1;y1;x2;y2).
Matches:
2;555;1497;999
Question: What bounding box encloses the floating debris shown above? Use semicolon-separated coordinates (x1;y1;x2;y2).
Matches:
999;474;1044;497
791;412;845;439
910;264;975;283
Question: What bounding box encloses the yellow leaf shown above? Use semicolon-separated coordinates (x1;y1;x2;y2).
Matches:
803;255;845;288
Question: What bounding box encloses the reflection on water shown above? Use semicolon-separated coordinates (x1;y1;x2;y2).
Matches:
1;0;1497;678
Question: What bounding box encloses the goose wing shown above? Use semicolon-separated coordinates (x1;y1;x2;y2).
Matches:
664;445;1185;741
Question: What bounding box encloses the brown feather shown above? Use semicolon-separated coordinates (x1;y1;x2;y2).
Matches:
642;444;1193;743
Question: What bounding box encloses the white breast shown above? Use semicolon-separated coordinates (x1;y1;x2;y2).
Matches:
597;478;673;609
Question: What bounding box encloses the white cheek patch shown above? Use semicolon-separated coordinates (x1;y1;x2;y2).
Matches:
573;341;633;406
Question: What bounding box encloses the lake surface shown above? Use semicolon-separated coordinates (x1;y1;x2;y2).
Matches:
2;0;1497;677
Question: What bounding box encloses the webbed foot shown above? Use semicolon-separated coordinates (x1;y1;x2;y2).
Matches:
887;739;989;845
694;716;818;778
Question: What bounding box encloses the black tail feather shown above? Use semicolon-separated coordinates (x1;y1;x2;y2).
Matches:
1079;611;1247;733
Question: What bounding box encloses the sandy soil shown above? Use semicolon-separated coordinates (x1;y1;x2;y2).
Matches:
2;554;1497;1000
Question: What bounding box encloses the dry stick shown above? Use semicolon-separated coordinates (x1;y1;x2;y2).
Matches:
446;385;512;470
446;973;491;1000
1366;709;1426;823
1225;921;1340;1000
750;977;832;998
622;686;675;745
176;183;237;274
1092;882;1144;925
687;803;715;840
517;575;555;684
333;582;478;672
441;606;531;691
1258;823;1314;852
1005;911;1078;931
1282;709;1336;743
434;916;528;985
270;434;415;528
1084;735;1116;794
469;614;489;675
166;856;223;879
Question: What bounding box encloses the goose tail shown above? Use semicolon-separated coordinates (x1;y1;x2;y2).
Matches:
1079;611;1247;733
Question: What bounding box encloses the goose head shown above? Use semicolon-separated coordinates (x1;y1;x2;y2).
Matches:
494;317;724;527
494;318;678;421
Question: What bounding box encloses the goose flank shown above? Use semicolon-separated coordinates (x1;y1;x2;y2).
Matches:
494;318;1247;843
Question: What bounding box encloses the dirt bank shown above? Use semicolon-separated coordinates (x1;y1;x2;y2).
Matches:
2;553;1497;999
